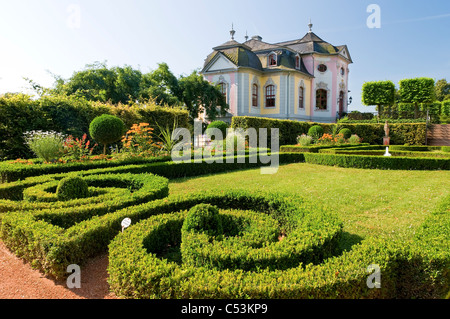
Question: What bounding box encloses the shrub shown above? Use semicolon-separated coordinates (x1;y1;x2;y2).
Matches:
63;134;97;160
340;128;352;139
232;116;427;146
181;204;223;238
442;146;450;153
206;121;228;141
297;134;313;146
89;114;126;154
56;176;89;201
24;130;65;163
0;94;190;160
348;134;361;144
121;123;162;157
308;125;324;141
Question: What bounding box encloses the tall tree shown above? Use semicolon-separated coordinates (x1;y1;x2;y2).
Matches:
178;71;229;122
399;78;435;119
54;62;143;104
139;63;182;106
435;79;450;102
361;81;396;116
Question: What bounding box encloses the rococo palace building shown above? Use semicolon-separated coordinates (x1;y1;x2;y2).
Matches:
200;22;353;124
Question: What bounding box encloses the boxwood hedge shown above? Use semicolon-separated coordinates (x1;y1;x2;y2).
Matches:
304;153;450;170
107;191;450;299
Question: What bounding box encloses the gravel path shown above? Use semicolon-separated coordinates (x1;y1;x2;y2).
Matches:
0;240;117;299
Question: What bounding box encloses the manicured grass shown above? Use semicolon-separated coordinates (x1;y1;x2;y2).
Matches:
169;163;450;250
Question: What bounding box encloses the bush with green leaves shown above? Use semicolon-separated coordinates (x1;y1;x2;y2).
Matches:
348;134;361;144
56;176;89;201
23;130;65;163
181;204;223;238
296;134;313;146
89;115;126;154
340;128;352;139
206;121;228;141
308;125;324;141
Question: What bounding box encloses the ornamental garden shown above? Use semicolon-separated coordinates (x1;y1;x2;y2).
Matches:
0;91;449;299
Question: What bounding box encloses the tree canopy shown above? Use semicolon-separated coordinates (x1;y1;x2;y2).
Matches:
435;79;450;102
50;62;228;122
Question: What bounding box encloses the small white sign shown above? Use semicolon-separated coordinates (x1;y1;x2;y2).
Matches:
121;218;131;232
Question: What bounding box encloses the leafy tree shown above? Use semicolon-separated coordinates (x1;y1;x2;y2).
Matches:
89;114;126;154
139;63;182;106
435;79;450;102
361;81;396;115
399;78;435;119
178;71;228;122
54;62;143;104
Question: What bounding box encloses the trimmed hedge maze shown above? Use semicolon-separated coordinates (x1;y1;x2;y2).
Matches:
107;191;449;299
0;155;448;299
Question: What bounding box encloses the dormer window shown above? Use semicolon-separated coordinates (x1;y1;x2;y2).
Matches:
295;56;300;69
269;53;277;66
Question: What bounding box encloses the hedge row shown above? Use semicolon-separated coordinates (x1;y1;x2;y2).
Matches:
0;155;172;183
107;191;450;299
303;153;450;170
0;94;190;160
0;173;169;229
280;143;370;153
0;153;304;183
231;116;427;146
318;149;450;158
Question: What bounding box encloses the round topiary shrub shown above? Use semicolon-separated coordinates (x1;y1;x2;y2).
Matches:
181;204;223;237
308;125;324;140
89;114;126;154
206;121;228;141
340;128;352;139
56;176;89;201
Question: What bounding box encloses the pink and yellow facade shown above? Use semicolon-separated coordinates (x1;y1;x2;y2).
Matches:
201;26;352;124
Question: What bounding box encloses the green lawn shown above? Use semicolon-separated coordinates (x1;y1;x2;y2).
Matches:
169;163;450;250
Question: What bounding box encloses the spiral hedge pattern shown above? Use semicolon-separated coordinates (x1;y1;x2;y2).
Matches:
0;157;448;298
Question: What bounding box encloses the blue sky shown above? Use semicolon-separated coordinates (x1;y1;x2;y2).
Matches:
0;0;449;112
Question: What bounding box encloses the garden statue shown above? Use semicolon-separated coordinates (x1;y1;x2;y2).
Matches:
384;121;390;138
383;121;390;146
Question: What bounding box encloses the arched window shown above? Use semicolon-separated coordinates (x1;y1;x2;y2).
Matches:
316;89;327;110
252;84;259;107
218;82;227;102
265;85;276;107
295;56;300;69
269;54;277;66
299;87;304;109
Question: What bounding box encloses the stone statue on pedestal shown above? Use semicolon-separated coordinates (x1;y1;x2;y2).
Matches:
383;121;390;146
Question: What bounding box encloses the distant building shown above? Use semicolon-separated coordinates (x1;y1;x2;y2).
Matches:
200;22;353;123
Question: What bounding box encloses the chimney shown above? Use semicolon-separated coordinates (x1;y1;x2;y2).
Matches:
251;35;262;41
